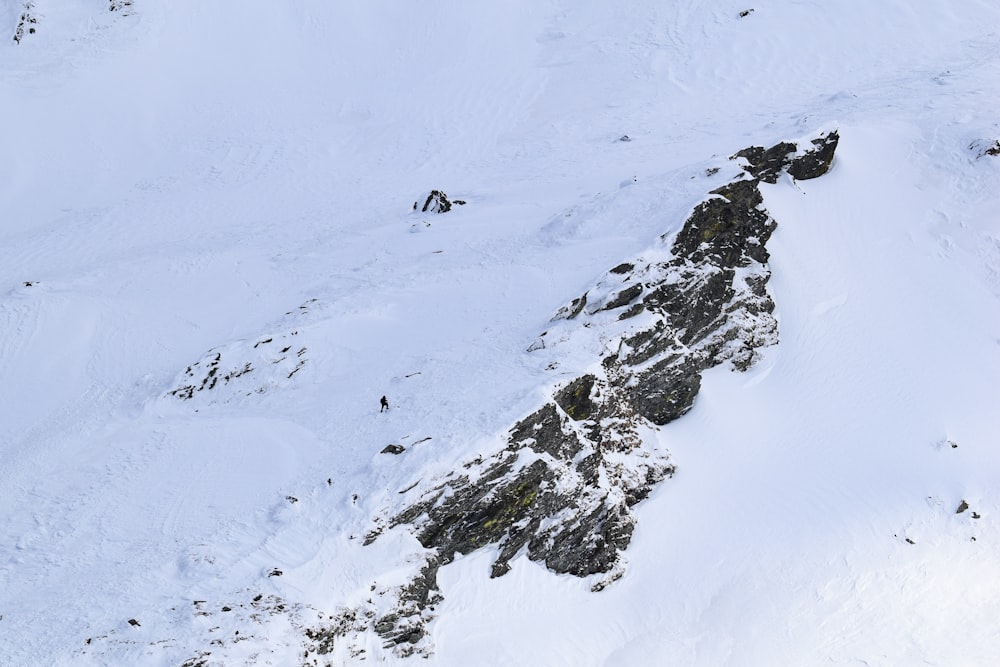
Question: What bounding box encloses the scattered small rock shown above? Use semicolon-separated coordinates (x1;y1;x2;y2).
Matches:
221;606;232;612
180;653;211;667
705;167;720;176
618;134;631;142
381;444;406;455
23;281;34;287
286;495;299;504
905;538;916;545
957;500;970;514
268;568;283;577
13;3;39;44
972;512;982;520
128;618;141;627
739;8;754;18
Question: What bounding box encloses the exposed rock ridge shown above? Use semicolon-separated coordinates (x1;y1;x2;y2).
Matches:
305;130;839;660
164;299;322;407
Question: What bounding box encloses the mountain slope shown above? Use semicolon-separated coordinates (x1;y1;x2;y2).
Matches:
1;1;999;665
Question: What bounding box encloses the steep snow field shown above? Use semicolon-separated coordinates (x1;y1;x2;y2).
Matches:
2;1;999;665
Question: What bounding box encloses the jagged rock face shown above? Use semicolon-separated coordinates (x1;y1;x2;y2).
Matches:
391;393;667;580
732;142;798;183
734;131;839;182
554;374;596;420
310;130;840;657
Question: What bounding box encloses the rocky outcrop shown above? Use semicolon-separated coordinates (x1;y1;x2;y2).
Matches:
412;190;466;214
971;138;1000;159
165;299;320;406
307;129;840;658
12;3;38;44
733;130;839;182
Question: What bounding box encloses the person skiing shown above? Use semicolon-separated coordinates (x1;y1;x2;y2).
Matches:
380;395;389;412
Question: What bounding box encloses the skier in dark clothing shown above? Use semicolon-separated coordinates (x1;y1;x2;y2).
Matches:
380;395;389;412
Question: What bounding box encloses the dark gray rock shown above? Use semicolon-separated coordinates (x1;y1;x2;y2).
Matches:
670;179;773;267
601;283;644;312
733;142;796;183
332;130;840;655
630;359;703;425
553;292;588;320
554;375;597;421
733;130;839;183
787;131;840;180
414;190;459;214
618;302;646;320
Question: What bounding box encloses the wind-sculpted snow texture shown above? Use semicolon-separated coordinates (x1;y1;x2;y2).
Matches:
304;131;840;658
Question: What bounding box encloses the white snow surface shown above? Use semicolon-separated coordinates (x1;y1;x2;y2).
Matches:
2;1;1000;665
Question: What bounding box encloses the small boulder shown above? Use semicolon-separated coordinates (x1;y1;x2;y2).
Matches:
413;190;464;214
971;139;1000;159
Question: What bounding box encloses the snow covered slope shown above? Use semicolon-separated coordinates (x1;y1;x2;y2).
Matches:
1;1;999;665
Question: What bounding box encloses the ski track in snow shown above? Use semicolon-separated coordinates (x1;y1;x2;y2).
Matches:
2;0;1000;665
